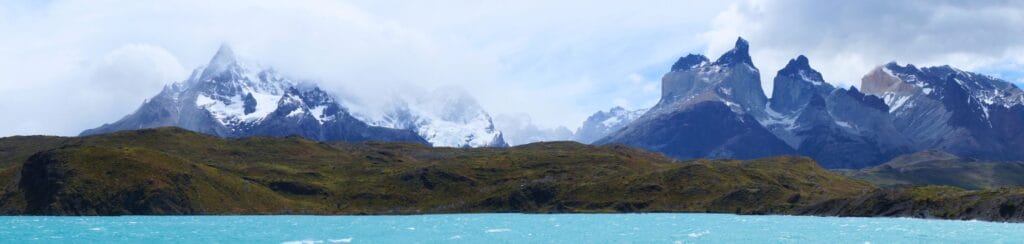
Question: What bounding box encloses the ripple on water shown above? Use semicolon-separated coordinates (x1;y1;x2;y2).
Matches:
0;214;1020;243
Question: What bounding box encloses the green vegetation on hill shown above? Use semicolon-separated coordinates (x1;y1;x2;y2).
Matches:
841;150;1024;190
800;186;1024;221
0;135;71;168
0;127;871;215
9;146;306;215
1;127;1023;222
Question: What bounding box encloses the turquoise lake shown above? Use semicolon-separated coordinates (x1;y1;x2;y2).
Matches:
1;213;1022;243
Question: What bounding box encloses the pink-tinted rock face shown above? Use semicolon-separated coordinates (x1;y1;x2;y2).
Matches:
860;66;918;97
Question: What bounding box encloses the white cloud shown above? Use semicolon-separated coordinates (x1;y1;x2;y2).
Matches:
0;0;734;136
492;113;573;146
90;44;186;100
703;0;1024;94
5;0;1022;137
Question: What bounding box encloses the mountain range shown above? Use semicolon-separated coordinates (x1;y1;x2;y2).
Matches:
596;37;1024;169
82;45;506;148
598;38;792;161
82;40;1024;169
11;39;1024;221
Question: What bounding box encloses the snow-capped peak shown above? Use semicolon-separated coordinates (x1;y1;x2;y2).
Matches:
183;44;301;127
599;106;644;127
366;87;507;148
81;43;430;144
574;106;648;143
200;44;240;80
873;62;1024;107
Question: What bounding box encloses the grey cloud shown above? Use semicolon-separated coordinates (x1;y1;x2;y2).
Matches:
704;0;1024;93
0;0;734;136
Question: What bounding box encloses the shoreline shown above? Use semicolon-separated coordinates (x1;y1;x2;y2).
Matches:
1;212;1021;224
2;128;1023;223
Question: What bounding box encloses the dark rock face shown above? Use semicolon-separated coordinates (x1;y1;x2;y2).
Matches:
789;94;872;168
399;166;475;191
242;93;257;115
768;55;834;114
599;101;793;160
597;37;790;160
597;37;1024;169
598;38;788;161
712;37;753;67
761;59;1024;168
81;45;427;144
821;88;913;168
245;87;423;142
599;38;1024;169
785;92;908;169
671;54;709;71
860;62;1024;161
759;56;912;168
267;181;328;195
658;37;767;117
774;59;1024;168
601;46;917;168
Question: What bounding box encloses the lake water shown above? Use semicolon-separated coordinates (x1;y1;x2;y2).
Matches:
0;213;1021;243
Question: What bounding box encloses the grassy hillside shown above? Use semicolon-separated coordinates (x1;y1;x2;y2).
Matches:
0;135;72;168
842;150;1024;190
0;127;873;215
799;186;1024;221
3;127;1024;222
5;146;307;215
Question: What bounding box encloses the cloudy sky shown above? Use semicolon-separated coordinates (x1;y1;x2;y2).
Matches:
2;0;1023;137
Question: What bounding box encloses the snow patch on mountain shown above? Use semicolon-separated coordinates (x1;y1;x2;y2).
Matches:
883;94;912;113
366;87;506;148
800;70;823;86
871;62;1024;114
81;44;428;144
760;106;797;128
195;91;282;125
309;106;332;124
575;106;647;144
